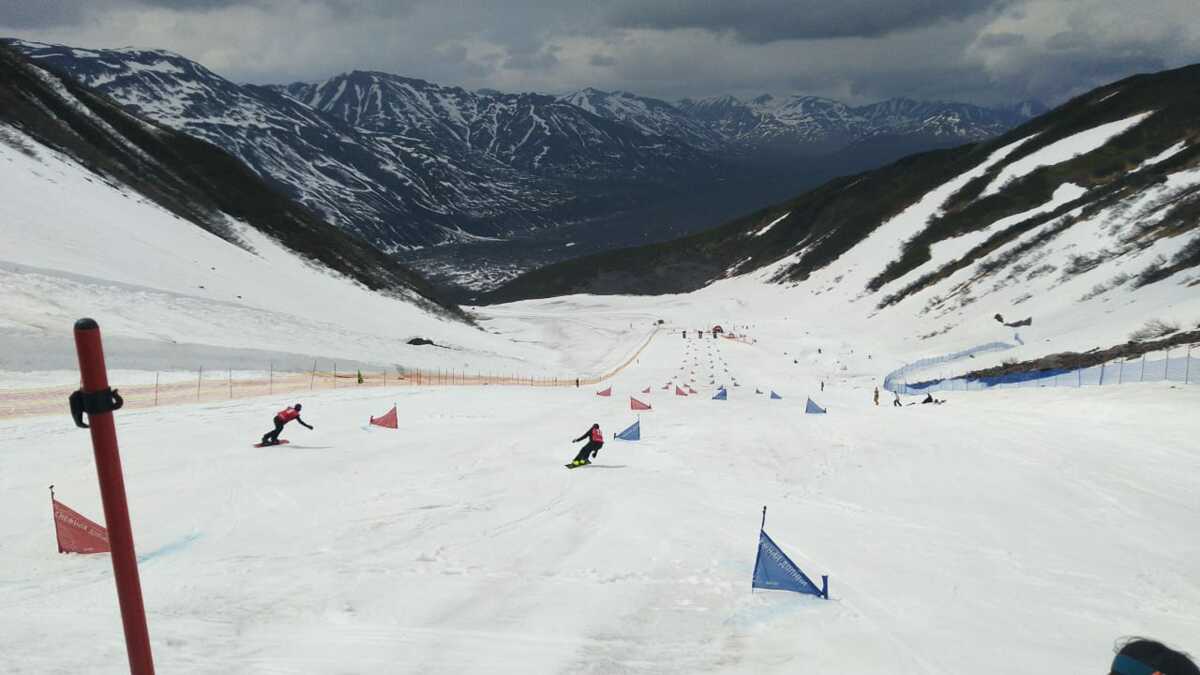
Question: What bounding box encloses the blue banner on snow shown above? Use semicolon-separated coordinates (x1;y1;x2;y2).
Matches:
615;420;640;441
752;530;826;597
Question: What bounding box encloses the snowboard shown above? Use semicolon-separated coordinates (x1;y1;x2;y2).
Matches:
565;460;592;469
253;440;290;448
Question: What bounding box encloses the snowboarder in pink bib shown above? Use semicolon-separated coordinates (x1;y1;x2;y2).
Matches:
261;403;313;446
568;423;603;467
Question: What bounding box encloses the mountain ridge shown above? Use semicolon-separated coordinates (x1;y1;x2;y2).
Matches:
6;37;1045;292
481;63;1200;315
0;40;464;320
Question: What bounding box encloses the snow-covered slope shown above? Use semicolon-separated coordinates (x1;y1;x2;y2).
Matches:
0;41;456;314
487;65;1200;367
0;118;616;377
0;43;580;379
3;301;1197;673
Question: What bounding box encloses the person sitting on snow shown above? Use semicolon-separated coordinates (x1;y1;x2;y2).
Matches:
569;423;604;466
261;403;313;446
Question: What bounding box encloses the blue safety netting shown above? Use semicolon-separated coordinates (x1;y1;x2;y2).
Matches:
886;346;1199;395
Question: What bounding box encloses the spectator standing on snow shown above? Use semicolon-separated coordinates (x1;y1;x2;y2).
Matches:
873;387;879;406
260;403;313;446
569;423;604;467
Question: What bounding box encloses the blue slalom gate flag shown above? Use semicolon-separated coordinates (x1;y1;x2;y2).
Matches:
805;397;826;414
712;389;727;400
615;419;640;441
752;508;828;598
770;391;782;400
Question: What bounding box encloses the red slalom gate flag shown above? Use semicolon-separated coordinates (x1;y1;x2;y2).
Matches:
596;387;612;397
676;386;688;396
369;405;398;429
52;497;110;554
631;397;652;411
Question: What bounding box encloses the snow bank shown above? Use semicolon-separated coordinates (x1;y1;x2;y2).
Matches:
752;211;790;237
982;112;1155;196
0;123;639;378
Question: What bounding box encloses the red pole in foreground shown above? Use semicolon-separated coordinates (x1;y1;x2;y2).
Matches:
71;318;155;675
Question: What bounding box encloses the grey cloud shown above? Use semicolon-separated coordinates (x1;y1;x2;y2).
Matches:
317;0;421;17
503;44;561;72
978;32;1025;48
0;0;414;29
3;0;1197;109
1008;52;1168;102
981;1;1200;102
0;0;254;29
606;0;1014;43
0;0;97;28
435;43;469;64
136;0;252;8
1046;30;1091;51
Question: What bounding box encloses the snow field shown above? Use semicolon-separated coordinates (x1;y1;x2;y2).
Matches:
2;322;1197;674
981;111;1156;196
0;127;655;381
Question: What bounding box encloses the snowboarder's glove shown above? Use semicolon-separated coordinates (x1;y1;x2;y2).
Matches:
591;450;598;458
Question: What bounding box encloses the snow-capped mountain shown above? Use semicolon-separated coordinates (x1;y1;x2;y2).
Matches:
279;73;710;180
0;40;462;319
6;40;717;252
6;37;1041;288
675;93;1044;153
558;88;724;150
485;63;1200;357
5;39;525;249
856;97;1048;139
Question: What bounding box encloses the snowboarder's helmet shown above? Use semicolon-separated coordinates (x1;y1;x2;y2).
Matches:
294;403;302;411
592;423;599;429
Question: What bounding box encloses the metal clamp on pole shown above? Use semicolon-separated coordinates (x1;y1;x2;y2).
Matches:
69;387;124;428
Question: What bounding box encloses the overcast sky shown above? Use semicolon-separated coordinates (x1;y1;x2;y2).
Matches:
2;0;1199;106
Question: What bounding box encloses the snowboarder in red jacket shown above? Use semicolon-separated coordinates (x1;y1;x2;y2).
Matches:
569;423;603;466
261;404;313;445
